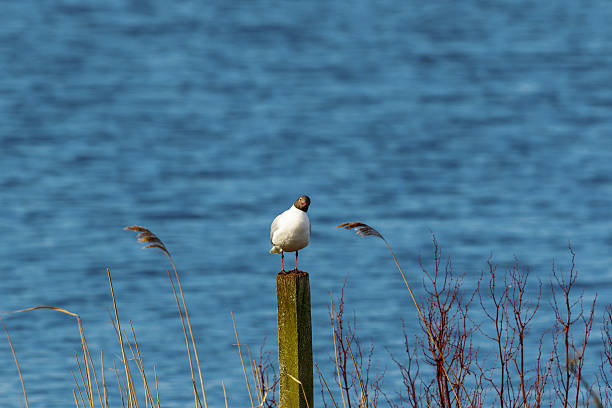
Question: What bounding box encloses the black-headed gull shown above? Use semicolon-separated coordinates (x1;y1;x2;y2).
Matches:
270;195;311;273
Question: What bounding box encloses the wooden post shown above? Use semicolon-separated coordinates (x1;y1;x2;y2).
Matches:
277;271;313;408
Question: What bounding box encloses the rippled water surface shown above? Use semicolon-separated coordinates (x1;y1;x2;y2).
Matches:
1;1;611;406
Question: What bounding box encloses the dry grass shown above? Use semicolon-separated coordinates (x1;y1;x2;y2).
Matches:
10;269;160;408
2;225;280;408
1;316;29;408
125;225;207;408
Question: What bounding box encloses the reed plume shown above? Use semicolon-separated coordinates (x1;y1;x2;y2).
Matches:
337;222;383;239
125;225;171;257
125;225;208;408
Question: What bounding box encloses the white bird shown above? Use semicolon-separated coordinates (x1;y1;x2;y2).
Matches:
270;195;311;273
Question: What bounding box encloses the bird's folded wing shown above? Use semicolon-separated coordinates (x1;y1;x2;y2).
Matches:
270;213;282;244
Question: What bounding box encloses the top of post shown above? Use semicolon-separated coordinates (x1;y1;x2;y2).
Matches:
277;270;309;278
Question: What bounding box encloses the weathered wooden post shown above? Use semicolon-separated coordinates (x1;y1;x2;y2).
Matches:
277;271;313;408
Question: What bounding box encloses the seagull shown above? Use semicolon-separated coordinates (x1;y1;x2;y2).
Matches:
270;195;311;273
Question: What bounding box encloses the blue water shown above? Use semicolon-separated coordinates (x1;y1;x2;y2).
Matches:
1;1;611;406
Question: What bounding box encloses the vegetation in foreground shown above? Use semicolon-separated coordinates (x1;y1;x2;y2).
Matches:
2;224;611;408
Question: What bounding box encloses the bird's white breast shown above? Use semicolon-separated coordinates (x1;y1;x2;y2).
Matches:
270;206;310;252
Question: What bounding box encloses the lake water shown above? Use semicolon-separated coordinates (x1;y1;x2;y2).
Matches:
1;1;611;407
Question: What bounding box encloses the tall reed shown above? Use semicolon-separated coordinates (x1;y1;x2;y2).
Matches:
125;225;207;408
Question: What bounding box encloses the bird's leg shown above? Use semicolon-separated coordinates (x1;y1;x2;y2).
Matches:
295;251;299;272
281;251;285;273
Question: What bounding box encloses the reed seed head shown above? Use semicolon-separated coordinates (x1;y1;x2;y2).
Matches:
337;222;383;239
125;225;171;257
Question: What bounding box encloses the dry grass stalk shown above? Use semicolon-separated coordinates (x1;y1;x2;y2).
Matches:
79;323;104;408
1;317;29;408
170;267;208;408
222;381;229;408
231;312;255;408
74;351;90;404
166;269;202;408
316;362;340;408
4;305;106;408
288;373;311;408
102;350;108;408
73;389;80;408
112;360;126;408
154;365;159;408
228;316;278;408
107;268;138;408
126;322;157;407
252;357;265;405
344;335;369;408
125;225;208;408
248;347;262;403
337;222;465;407
72;370;87;407
250;341;278;408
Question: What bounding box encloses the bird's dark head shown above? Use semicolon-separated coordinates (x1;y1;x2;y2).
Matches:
294;195;311;212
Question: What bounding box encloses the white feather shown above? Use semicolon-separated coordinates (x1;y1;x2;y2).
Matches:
269;205;310;253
